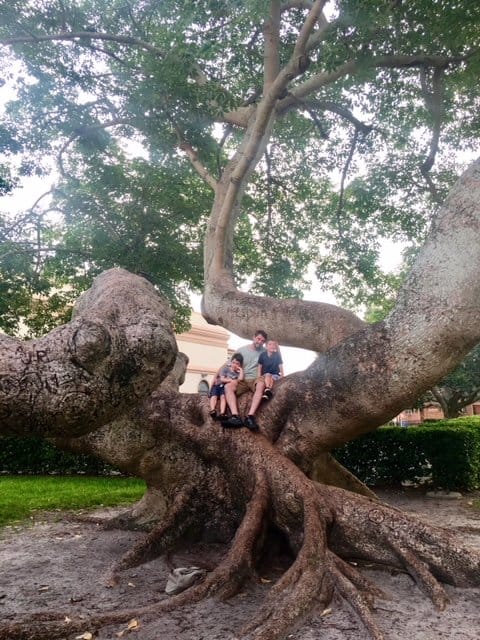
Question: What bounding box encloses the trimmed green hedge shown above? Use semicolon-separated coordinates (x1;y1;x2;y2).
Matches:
0;436;118;475
333;417;480;491
3;417;480;489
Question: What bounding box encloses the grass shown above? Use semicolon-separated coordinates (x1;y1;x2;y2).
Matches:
0;475;146;527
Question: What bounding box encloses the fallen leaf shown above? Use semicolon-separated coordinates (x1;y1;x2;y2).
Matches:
127;619;139;630
260;577;272;584
321;608;332;617
64;617;72;623
38;586;49;592
75;633;93;640
127;582;135;588
115;631;125;638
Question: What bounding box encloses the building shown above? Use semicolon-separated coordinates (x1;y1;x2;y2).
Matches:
176;312;231;394
394;402;480;426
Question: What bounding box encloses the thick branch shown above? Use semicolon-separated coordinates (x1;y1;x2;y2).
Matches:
0;268;177;438
203;0;346;348
202;288;365;350
275;159;480;457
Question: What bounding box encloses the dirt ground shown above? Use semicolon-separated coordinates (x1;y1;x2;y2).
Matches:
1;487;480;640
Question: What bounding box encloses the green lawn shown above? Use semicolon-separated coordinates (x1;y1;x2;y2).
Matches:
0;475;146;527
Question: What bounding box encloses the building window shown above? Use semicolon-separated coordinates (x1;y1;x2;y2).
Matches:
198;380;209;396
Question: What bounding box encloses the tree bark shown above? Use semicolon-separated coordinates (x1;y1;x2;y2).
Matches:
0;268;177;438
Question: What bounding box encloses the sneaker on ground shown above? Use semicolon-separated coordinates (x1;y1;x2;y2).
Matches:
221;415;244;428
244;415;259;431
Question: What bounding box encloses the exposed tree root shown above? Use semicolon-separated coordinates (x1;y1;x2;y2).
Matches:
2;454;480;640
103;488;195;586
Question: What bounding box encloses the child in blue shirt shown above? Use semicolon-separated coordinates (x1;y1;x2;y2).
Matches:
257;340;283;400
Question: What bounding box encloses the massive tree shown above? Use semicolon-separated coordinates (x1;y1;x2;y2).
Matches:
1;2;480;639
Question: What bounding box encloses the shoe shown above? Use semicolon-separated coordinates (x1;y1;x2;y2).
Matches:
244;415;259;431
221;415;244;428
262;388;273;401
216;413;228;421
209;410;217;419
165;566;205;595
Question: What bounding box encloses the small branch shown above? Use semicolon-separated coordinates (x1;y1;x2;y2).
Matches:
0;31;167;58
286;51;477;104
336;126;360;235
419;65;446;204
179;142;218;191
264;147;274;243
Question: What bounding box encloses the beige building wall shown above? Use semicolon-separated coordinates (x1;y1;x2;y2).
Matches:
176;312;231;394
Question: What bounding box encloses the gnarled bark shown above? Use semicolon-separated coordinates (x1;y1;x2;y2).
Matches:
0;268;177;437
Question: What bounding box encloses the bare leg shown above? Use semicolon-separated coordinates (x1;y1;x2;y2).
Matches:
224;380;239;415
220;394;227;414
248;378;265;416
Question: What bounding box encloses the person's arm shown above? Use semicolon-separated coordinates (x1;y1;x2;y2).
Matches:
257;353;264;377
237;366;244;381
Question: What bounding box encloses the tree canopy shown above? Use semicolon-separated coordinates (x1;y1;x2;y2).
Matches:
1;0;479;335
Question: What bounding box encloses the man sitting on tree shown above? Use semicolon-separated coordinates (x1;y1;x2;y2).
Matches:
222;329;267;431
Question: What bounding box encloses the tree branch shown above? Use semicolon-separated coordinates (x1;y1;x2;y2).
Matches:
264;1;281;92
285;52;477;105
0;31;167;58
419;65;447;204
0;269;177;438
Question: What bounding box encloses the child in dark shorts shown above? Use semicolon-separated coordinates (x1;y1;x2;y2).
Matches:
209;353;244;420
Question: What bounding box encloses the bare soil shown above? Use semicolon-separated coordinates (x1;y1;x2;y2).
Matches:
1;487;480;640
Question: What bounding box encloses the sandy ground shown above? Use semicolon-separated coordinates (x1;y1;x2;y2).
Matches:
1;487;480;640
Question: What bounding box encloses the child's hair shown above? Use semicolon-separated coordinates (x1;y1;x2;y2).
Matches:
231;352;244;364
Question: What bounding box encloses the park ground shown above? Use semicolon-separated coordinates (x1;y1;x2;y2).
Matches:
1;487;479;640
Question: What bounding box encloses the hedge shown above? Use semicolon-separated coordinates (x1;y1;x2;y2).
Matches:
0;436;118;475
2;417;480;489
333;417;480;491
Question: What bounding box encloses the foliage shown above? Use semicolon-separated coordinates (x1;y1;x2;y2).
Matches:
333;417;480;491
0;1;479;333
430;344;480;418
0;435;119;475
0;475;145;527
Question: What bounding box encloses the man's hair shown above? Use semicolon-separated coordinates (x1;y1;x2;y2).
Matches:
254;329;268;340
231;352;244;364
